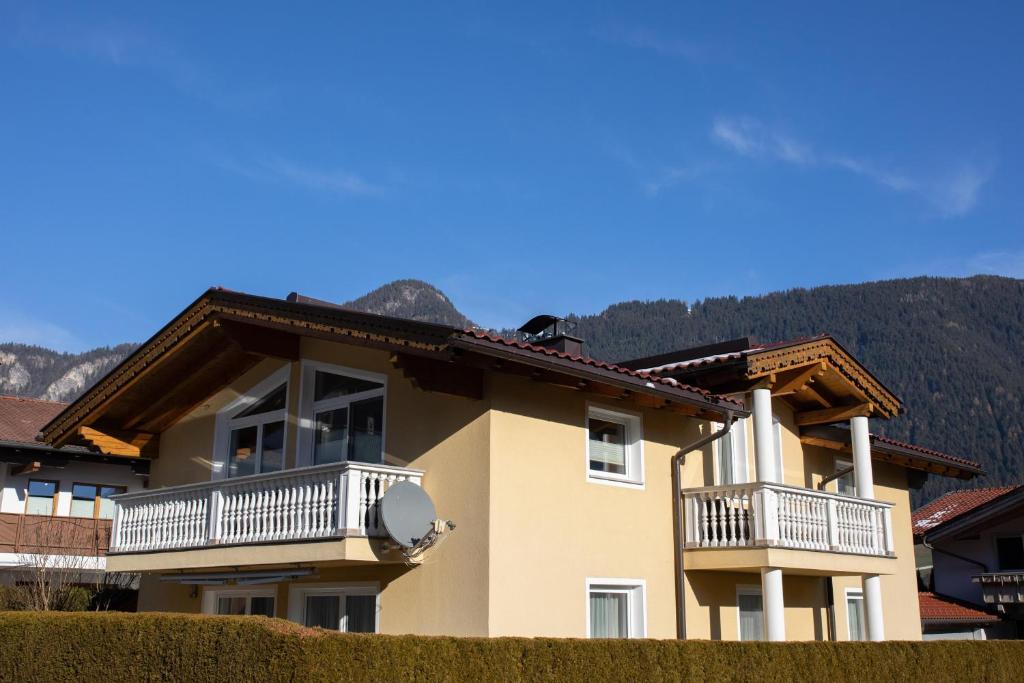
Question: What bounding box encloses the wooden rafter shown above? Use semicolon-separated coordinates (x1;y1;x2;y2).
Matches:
79;426;158;457
772;362;826;396
794;403;873;426
11;461;42;476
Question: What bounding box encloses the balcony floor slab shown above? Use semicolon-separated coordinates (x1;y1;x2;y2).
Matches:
683;547;897;576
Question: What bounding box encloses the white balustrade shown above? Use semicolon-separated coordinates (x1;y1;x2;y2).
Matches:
682;482;894;557
109;462;423;553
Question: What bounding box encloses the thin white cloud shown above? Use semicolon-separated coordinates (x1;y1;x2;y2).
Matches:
644;164;710;196
966;249;1024;278
0;308;85;352
593;25;709;62
712;115;993;218
216;156;384;198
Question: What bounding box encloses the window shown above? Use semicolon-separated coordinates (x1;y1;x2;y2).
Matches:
202;588;276;617
996;536;1024;571
835;457;856;497
287;584;379;633
586;579;646;638
227;383;288;478
715;418;749;485
71;483;127;519
586;406;644;487
846;589;866;641
737;587;763;641
299;363;386;466
771;414;784;483
26;480;57;516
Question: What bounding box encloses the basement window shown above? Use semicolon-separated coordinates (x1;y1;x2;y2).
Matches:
586;406;644;487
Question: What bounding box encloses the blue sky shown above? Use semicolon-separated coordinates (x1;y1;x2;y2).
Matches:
2;2;1022;351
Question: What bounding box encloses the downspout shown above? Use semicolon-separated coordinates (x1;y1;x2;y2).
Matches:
672;409;736;640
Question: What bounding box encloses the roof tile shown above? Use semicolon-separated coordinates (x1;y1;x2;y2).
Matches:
918;592;1000;623
912;486;1021;535
0;395;68;446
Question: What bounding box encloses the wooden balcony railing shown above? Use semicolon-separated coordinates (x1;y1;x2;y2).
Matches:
682;482;895;557
0;513;112;556
109;462;423;554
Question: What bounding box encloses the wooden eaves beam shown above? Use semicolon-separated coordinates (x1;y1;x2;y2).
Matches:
79;426;159;457
794;403;873;427
773;363;826;396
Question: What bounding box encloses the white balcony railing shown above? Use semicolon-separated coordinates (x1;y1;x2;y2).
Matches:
109;462;423;554
682;483;895;557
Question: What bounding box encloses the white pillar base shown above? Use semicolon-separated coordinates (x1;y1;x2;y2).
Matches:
761;566;786;641
863;574;884;641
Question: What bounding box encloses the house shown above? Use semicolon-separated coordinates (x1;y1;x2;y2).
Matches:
37;288;981;640
913;485;1024;639
0;395;149;594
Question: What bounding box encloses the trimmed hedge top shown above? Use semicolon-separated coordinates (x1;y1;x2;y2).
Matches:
0;611;1020;682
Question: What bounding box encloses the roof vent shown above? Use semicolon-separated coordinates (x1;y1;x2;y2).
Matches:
517;315;584;357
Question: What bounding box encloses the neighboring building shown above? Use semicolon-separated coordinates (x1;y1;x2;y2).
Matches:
0;396;149;583
37;288;980;640
913;485;1024;639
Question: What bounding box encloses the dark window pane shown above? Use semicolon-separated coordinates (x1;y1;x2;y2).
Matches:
229;426;259;478
345;595;376;633
235;384;287;418
250;597;276;617
305;595;340;629
218;597;246;615
314;408;348;464
997;537;1024;570
589;418;626;475
28;480;57;497
99;486;126;498
314;372;382;402
349;398;383;463
72;483;98;500
261;421;285;473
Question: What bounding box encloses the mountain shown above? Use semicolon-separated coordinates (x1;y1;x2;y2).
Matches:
2;275;1021;505
343;279;472;328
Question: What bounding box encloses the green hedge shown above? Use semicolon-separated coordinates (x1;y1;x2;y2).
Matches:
0;611;1020;682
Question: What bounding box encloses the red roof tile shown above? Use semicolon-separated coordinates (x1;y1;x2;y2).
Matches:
919;592;1000;624
912;486;1021;536
458;330;744;408
0;395;68;446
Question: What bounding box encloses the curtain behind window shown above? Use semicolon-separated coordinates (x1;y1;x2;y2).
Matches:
345;595;376;632
738;592;764;641
846;596;865;640
305;595;340;630
589;591;627;638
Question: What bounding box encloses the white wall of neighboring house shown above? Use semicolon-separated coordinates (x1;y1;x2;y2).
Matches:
0;460;143;516
931;516;1024;605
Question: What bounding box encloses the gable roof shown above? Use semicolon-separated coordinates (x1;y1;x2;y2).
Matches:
40;289;745;448
918;592;1000;625
912;486;1022;536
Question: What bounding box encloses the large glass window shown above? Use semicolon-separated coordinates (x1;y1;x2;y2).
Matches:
227;383;287;478
289;585;379;633
206;589;276;617
835;457;856;496
715;418;749;485
738;589;764;641
311;370;384;465
996;536;1024;571
26;480;57;516
71;483;127;519
846;590;866;641
587;580;645;638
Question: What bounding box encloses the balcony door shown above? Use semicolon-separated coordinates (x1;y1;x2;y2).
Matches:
298;362;387;467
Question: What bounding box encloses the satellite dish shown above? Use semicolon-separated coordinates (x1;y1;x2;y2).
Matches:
380;482;437;549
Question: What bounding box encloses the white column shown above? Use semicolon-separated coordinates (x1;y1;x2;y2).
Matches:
850;415;874;499
761;566;786;641
752;388;778;483
862;574;885;641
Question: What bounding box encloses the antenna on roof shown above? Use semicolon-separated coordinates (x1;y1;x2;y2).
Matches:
380;481;455;564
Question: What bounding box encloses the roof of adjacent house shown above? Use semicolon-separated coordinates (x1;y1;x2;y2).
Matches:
918;592;1000;625
912;486;1022;536
0;395;68;446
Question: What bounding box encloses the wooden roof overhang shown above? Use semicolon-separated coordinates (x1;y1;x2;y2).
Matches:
663;337;902;426
799;425;982;480
40;289;459;449
42;289;745;452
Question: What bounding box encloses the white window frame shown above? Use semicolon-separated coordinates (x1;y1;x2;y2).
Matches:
585;404;644;489
201;587;277;616
287;582;381;632
737;585;764;641
212;365;292;481
713;417;749;485
296;361;388;468
585;577;647;638
835;456;856;496
845;588;866;641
